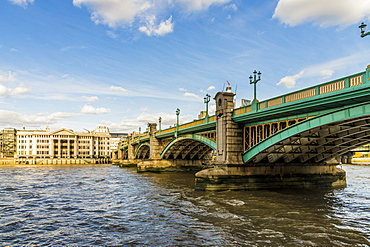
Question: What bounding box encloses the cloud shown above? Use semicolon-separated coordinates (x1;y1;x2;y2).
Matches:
223;3;237;11
73;0;232;36
277;70;304;88
184;92;200;98
0;83;30;96
8;0;34;8
0;110;79;127
207;86;215;91
110;85;128;94
106;30;119;39
273;0;370;27
0;71;16;83
138;15;174;36
179;88;187;91
177;0;232;11
82;96;99;102
321;69;334;78
73;0;152;28
80;104;111;114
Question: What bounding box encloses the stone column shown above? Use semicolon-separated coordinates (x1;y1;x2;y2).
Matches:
50;139;54;158
148;123;161;159
67;140;70;158
58;139;61;158
127;135;135;160
118;148;123;160
214;91;244;165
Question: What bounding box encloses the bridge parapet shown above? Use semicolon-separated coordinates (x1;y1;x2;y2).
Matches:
234;69;367;118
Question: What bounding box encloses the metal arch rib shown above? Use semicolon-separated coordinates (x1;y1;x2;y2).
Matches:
243;103;370;164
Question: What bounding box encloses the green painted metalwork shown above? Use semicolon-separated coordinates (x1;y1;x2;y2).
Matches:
155;116;216;139
242;102;370;163
134;142;150;159
234;70;367;121
160;134;216;159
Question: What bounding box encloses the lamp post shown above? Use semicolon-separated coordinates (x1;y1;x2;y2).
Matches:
249;70;261;101
158;117;162;131
175;108;180;138
204;94;211;117
359;22;370;38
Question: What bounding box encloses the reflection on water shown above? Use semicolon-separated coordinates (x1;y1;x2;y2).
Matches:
0;164;369;246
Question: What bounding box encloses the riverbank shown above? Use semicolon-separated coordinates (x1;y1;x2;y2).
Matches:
1;158;111;165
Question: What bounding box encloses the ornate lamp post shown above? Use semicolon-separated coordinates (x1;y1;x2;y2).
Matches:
175;108;180;138
158;117;162;131
204;94;211;117
359;22;370;38
249;70;261;101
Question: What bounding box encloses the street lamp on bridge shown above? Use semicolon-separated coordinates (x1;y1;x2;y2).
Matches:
158;117;162;131
249;70;261;101
359;22;370;38
175;108;180;138
204;94;211;117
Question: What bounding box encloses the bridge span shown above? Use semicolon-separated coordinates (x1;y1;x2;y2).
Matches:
113;64;370;190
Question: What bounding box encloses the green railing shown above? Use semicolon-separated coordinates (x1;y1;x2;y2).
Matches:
234;71;366;116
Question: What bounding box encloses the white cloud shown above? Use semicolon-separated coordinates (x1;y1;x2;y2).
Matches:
73;0;152;28
80;104;111;114
73;0;231;36
177;0;232;11
277;70;304;88
207;86;215;91
273;0;370;27
321;69;334;78
110;85;128;94
179;88;187;91
138;15;174;36
106;30;119;39
0;71;16;83
0;110;78;127
0;83;30;96
8;0;34;7
82;96;99;102
223;3;237;11
184;92;200;98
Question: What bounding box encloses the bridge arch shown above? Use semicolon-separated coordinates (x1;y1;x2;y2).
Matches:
161;134;216;160
243;103;370;164
135;143;150;159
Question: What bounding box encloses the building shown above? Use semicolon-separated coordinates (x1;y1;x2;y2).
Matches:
15;126;112;162
0;128;17;158
109;132;128;153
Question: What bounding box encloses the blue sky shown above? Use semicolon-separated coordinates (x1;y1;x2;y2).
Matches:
1;0;370;133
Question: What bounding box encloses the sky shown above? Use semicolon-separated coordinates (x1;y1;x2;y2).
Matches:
1;0;370;133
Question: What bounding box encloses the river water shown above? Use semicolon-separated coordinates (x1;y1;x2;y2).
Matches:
0;164;369;246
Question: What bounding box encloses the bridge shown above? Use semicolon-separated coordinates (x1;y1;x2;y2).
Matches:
113;64;370;190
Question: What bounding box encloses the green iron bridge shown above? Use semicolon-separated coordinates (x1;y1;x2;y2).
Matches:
114;65;370;190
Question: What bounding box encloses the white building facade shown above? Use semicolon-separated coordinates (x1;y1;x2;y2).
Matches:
15;126;112;160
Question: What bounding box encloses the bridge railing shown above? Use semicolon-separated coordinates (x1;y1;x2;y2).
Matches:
156;115;216;136
234;71;366;116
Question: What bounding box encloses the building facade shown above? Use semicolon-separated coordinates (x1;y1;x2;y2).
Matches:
0;128;17;158
15;126;112;160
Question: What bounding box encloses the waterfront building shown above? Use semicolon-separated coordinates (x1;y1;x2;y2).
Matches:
0;128;17;158
15;126;112;161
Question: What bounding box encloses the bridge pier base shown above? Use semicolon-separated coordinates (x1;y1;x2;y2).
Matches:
113;159;141;167
137;159;206;173
195;164;346;191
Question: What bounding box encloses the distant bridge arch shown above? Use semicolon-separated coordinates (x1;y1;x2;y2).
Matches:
135;143;150;159
243;103;370;164
161;134;216;160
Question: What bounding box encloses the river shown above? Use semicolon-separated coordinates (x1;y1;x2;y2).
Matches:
0;164;369;246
